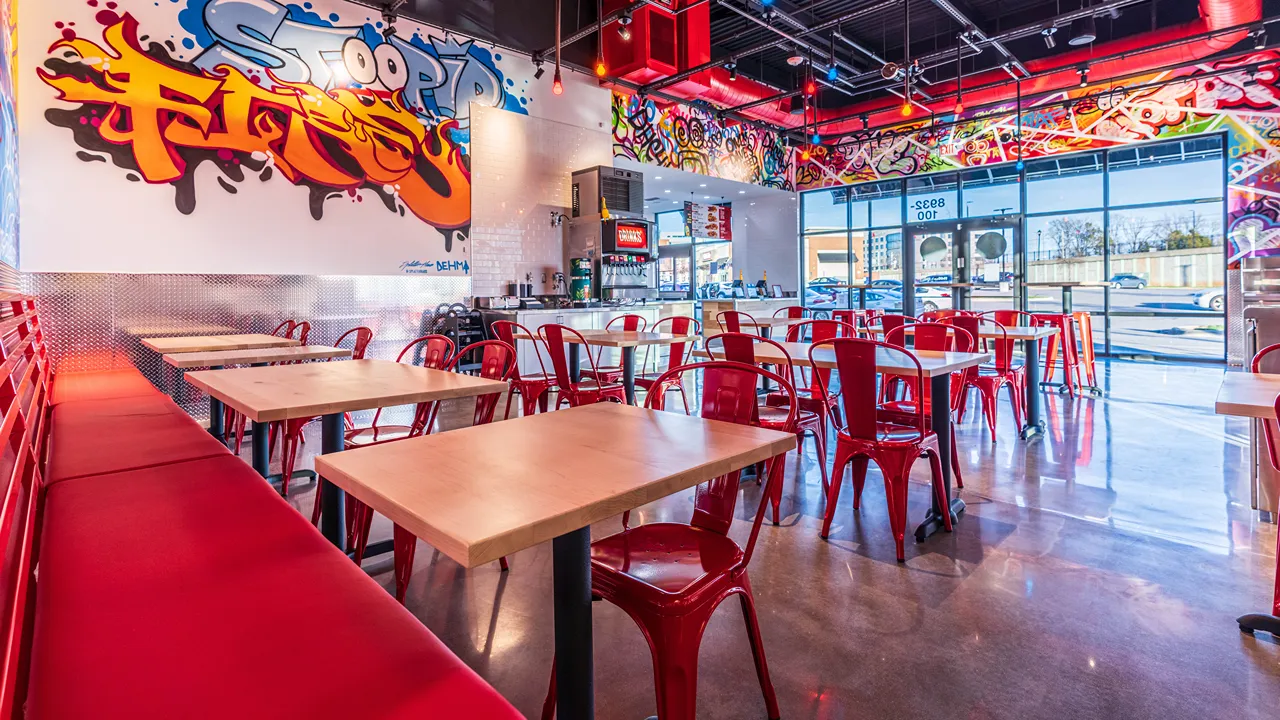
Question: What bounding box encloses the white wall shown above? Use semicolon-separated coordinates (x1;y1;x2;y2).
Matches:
470;106;612;298
732;193;799;291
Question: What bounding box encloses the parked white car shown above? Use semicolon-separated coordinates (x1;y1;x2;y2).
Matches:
1194;287;1224;312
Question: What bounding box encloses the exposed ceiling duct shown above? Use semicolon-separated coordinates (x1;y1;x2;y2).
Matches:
644;0;1261;137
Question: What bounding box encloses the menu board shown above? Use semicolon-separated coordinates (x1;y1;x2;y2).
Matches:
684;202;733;241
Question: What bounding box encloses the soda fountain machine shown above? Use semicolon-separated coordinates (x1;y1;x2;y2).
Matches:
567;166;659;303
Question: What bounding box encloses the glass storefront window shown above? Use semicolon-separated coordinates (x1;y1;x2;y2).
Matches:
855;180;903;228
961;166;1021;217
1025;153;1103;213
803;231;850;308
802;188;849;234
906;173;958;223
656;210;688;244
696;242;734;298
1108;137;1225;207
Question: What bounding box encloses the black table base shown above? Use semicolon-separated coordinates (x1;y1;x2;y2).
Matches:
1019;337;1046;441
915;373;961;543
553;526;594;720
318;413;347;552
1238;613;1280;637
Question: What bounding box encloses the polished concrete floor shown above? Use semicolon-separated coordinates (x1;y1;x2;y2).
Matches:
263;358;1279;720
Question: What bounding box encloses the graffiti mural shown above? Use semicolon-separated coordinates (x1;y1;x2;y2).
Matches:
798;53;1280;268
34;0;534;273
612;92;795;191
0;0;16;269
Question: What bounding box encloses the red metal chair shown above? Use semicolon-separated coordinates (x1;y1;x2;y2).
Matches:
1033;313;1082;396
1252;344;1280;464
961;317;1024;442
348;340;517;601
1073;311;1098;388
769;318;857;427
1262;392;1280;625
706;331;829;520
717;310;758;333
635;316;700;413
882;321;973;489
540;360;796;720
538;324;626;407
492;320;557;419
308;335;455;527
920;309;971;321
814;338;951;562
225;319;296;454
773;306;807;319
272;326;373;496
877;313;915;402
581;314;648;384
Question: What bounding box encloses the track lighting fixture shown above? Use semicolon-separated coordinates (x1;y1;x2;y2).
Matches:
618;9;632;41
859;114;868;130
726;62;737;81
1078;66;1088;87
533;61;545;80
1255;27;1268;50
1041;26;1057;49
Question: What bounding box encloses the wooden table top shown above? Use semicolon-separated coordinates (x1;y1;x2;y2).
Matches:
1215;372;1280;419
315;402;797;568
184;359;508;422
141;333;299;354
163;345;352;368
694;342;991;377
867;324;1058;341
515;330;694;348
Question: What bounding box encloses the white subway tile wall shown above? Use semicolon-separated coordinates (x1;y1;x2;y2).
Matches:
470;105;613;298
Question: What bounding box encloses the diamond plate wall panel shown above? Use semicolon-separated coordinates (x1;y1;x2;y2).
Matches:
1228;268;1245;365
24;273;471;420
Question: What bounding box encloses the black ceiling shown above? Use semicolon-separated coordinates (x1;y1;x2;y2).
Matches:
381;0;1273;112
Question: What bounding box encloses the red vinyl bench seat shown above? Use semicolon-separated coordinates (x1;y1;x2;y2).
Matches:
49;368;158;405
0;298;521;719
46;395;231;485
29;456;521;719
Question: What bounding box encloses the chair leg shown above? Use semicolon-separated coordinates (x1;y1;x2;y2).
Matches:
849;455;870;511
540;666;557;720
812;423;829;493
348;497;374;565
645;613;704;720
393;523;417;604
1008;378;1024;431
879;450;918;562
678;384;691;415
738;576;782;720
499;556;510;572
503;387;515;420
950;423;964;489
821;443;853;539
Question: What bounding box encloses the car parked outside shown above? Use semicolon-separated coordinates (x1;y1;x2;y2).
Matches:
1109;273;1147;289
1194;287;1225;312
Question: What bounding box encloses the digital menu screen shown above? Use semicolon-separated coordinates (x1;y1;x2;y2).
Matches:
684;202;732;240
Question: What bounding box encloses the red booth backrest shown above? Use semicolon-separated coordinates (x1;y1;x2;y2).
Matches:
0;296;49;719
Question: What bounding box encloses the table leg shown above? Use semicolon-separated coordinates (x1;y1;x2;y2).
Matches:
1020;337;1045;440
858;288;867;310
569;344;581;384
207;364;225;443
319;413;347;552
553;526;594;720
622;346;636;405
1062;286;1074;314
915;373;964;542
251;419;269;479
759;327;774;393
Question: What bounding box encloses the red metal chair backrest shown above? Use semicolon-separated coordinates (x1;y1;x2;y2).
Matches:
0;298;50;718
774;306;806;319
334;327;373;360
605;314;648;333
983;309;1034;328
448;340;517;426
538;324;614;392
491;319;551;383
271;320;295;337
886;321;952;353
920;309;971;321
717;310;757;333
705;331;792;370
289;321;311;345
975;317;1016;373
813;338;927;441
1253;344;1280;469
879;313;912;347
784;319;854;393
397;334;454;369
939;317;979;409
643;359;796;564
646;316;701;376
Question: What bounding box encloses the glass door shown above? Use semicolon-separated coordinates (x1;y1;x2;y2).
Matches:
908;223;956;314
962;217;1019;315
658;245;693;299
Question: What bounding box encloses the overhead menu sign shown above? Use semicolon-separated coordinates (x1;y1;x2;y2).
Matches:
684;202;732;241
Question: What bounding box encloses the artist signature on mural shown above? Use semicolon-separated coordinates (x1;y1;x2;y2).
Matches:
400;260;470;274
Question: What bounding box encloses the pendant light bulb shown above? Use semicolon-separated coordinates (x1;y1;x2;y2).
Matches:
801;148;811;162
595;58;607;77
552;68;564;95
901;102;913;117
